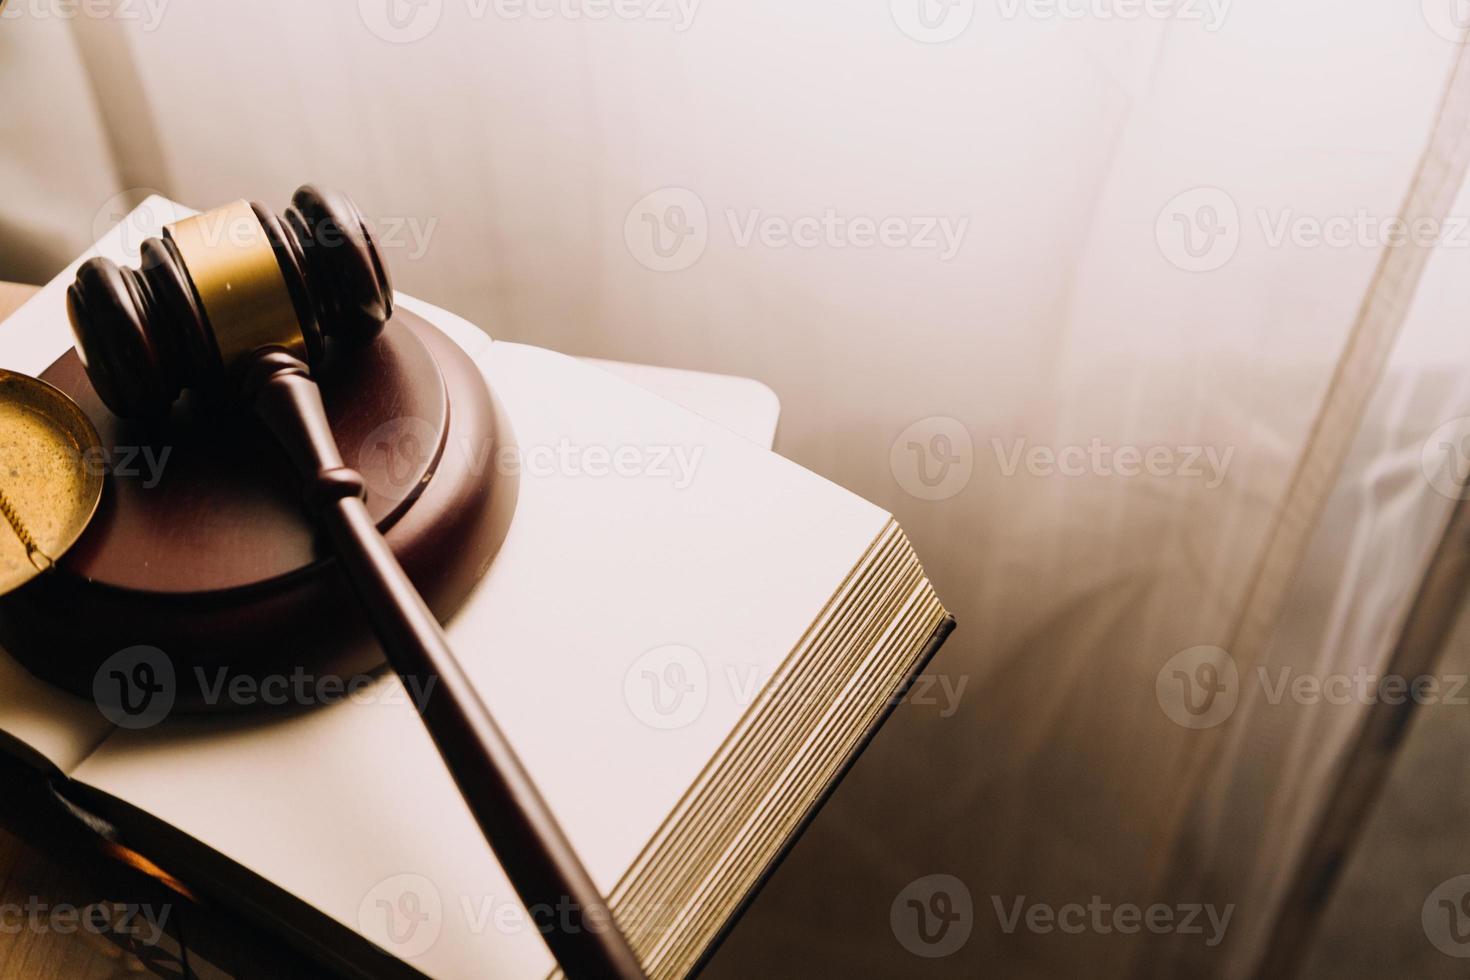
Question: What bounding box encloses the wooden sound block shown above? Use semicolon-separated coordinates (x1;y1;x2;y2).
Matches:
0;310;512;713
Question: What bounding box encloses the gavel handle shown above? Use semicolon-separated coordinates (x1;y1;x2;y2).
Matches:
245;350;647;980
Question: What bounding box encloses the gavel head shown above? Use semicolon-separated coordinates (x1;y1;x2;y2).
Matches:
67;186;393;418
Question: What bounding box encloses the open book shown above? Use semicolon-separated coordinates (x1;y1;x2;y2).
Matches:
0;201;952;979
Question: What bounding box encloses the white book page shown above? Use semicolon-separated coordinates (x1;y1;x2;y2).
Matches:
581;358;780;449
72;341;886;978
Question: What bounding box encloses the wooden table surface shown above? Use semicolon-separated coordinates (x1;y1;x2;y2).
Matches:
0;282;36;322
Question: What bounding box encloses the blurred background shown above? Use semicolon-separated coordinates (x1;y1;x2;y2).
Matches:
7;2;1470;977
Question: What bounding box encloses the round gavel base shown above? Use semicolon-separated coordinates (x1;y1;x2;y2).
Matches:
0;310;509;713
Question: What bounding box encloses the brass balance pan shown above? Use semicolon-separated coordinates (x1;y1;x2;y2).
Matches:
0;368;105;597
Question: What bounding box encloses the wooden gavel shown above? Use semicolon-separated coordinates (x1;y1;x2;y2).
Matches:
66;186;646;980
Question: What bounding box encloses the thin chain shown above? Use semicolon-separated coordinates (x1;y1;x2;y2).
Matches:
0;487;52;572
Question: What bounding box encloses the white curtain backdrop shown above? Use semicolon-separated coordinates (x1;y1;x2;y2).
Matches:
4;2;1470;977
